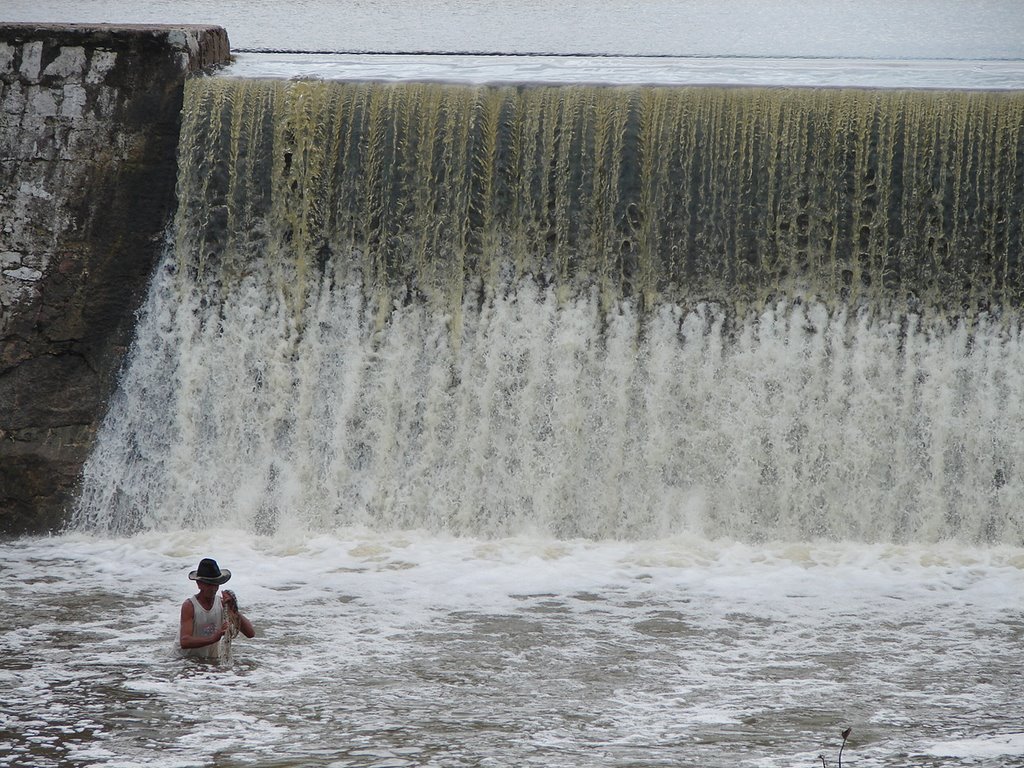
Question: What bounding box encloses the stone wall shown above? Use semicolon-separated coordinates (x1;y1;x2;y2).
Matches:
0;24;230;534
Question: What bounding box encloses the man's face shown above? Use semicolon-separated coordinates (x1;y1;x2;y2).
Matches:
197;580;220;599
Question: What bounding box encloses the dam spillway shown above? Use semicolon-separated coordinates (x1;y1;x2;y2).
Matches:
173;78;1024;315
72;76;1024;544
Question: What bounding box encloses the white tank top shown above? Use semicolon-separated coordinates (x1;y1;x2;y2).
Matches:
184;595;225;658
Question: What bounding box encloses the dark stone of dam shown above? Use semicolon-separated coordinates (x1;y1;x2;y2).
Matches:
0;24;230;534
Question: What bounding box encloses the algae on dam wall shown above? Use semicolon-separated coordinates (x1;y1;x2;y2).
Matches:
0;24;230;534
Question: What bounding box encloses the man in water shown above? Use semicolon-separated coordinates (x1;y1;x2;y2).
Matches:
179;557;256;658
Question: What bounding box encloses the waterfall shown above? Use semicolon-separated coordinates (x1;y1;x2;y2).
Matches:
73;78;1024;544
171;78;1024;313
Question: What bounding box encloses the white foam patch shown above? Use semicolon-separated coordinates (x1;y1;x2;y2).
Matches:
923;733;1024;758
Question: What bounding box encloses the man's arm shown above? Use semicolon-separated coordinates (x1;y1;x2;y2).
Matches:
236;612;256;638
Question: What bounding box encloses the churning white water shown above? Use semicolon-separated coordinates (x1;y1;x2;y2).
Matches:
5;245;1012;767
1;238;1018;765
74;247;1024;545
2;530;1023;768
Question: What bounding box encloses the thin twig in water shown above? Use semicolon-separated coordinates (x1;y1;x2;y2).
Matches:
818;727;852;767
839;727;852;768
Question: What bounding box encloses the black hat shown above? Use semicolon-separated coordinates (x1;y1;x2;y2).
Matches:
188;558;231;585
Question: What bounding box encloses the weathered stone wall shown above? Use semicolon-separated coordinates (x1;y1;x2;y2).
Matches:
0;24;230;534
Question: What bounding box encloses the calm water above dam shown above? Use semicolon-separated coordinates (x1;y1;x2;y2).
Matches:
6;0;1024;61
6;0;1024;89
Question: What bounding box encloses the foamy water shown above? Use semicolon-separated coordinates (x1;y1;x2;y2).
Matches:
73;246;1024;545
2;532;1022;767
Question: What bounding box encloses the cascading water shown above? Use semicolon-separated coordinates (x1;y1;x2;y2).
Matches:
73;78;1024;544
169;80;1024;312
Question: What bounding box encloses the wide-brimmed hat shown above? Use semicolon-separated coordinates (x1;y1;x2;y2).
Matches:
188;558;232;584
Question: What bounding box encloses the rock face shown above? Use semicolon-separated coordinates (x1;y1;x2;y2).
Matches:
0;24;231;534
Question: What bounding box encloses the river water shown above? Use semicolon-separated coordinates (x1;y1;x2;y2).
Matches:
3;2;1024;767
3;532;1023;767
6;0;1024;89
6;0;1024;59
